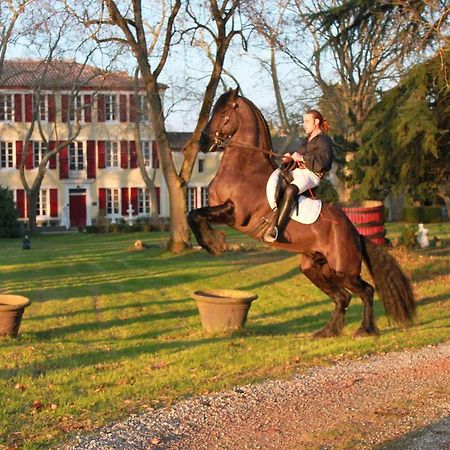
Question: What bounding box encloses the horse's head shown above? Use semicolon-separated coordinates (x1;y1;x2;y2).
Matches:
199;88;240;153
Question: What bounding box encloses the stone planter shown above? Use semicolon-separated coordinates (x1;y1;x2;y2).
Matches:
0;295;31;337
192;289;258;333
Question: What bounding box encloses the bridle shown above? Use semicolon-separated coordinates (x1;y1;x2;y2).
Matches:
206;102;238;152
206;100;282;161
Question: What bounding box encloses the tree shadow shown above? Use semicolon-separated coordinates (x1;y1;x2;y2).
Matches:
376;415;450;449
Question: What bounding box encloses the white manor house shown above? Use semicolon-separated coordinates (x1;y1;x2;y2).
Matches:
0;59;221;228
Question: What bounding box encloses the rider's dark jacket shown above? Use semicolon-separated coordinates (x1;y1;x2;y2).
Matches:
296;133;334;174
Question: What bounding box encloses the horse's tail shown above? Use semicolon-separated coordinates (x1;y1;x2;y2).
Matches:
360;235;416;325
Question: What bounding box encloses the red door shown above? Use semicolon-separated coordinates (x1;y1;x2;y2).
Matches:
69;193;86;227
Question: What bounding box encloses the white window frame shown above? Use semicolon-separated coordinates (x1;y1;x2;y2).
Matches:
0;94;13;121
105;94;118;121
138;188;151;215
36;189;49;217
138;94;150;122
36;94;48;122
186;187;196;211
105;141;119;168
69;142;85;171
106;188;120;215
69;95;84;122
33;141;47;168
0;142;14;168
200;187;208;207
142;141;152;167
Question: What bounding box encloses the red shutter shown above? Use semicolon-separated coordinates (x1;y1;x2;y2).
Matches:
26;142;33;169
48;94;56;122
131;188;139;215
152;141;160;168
50;189;58;217
119;94;127;122
25;94;33;122
97;94;105;122
121;187;129;215
14;94;22;122
15;141;23;168
49;141;57;169
98;188;106;210
87;140;96;178
97;141;105;169
120;141;129;169
129;141;137;168
156;187;160;214
59;146;69;179
84;95;92;122
61;94;68;122
129;95;136;122
16;189;25;218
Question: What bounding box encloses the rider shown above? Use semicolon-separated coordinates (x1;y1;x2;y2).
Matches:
263;109;334;243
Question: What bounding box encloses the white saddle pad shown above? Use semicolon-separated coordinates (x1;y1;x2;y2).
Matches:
266;169;322;225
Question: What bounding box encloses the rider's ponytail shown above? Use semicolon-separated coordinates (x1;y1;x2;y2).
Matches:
305;109;331;133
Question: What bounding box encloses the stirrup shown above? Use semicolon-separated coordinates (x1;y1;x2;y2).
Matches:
263;226;278;243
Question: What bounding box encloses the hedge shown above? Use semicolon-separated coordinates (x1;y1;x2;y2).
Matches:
402;206;442;223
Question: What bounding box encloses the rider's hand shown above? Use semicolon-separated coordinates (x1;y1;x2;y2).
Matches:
290;152;303;163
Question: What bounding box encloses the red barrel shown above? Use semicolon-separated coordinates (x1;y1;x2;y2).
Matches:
339;201;386;246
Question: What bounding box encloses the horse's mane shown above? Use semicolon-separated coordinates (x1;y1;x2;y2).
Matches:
238;95;274;153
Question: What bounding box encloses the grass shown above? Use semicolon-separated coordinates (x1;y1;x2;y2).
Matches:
0;222;449;449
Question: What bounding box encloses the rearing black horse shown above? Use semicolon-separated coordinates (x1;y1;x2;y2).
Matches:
188;89;415;338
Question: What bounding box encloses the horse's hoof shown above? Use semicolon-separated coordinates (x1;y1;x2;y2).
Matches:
312;327;340;339
353;327;379;338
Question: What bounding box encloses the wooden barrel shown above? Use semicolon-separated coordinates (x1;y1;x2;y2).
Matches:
339;201;386;246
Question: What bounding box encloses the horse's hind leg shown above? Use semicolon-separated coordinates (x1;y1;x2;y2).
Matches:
300;255;352;338
341;275;378;337
187;200;235;256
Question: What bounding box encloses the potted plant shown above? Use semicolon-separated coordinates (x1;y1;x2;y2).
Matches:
0;295;31;337
192;289;258;333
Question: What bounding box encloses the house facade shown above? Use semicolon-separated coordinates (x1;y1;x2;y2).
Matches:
0;59;222;228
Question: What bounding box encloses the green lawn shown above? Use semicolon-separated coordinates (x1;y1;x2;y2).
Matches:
0;223;449;449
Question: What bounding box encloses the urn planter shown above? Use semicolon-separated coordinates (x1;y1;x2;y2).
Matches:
192;289;258;333
0;295;31;337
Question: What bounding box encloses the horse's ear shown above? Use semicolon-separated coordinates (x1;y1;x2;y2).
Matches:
231;87;240;98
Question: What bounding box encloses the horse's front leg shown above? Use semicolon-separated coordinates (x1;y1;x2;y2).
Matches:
187;200;235;256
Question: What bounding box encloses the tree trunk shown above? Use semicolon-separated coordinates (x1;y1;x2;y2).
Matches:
27;190;38;233
166;179;190;253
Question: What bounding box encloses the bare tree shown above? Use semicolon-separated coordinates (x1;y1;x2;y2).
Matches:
0;0;31;74
80;0;249;253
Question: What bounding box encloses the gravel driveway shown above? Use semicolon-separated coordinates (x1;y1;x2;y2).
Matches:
64;342;450;450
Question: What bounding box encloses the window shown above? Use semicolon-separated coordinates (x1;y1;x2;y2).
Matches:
36;95;48;121
0;142;13;168
142;141;151;166
138;188;151;214
36;189;48;216
0;94;13;121
200;187;208;207
186;187;196;211
106;188;120;215
69;142;84;171
198;159;204;173
69;95;84;122
105;94;118;121
137;95;150;121
33;141;47;168
105;141;119;167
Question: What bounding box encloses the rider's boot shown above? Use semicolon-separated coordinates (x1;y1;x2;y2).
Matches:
263;184;299;242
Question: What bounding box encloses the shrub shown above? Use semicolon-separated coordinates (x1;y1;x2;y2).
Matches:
403;206;441;223
316;178;339;204
0;186;22;238
399;224;417;248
